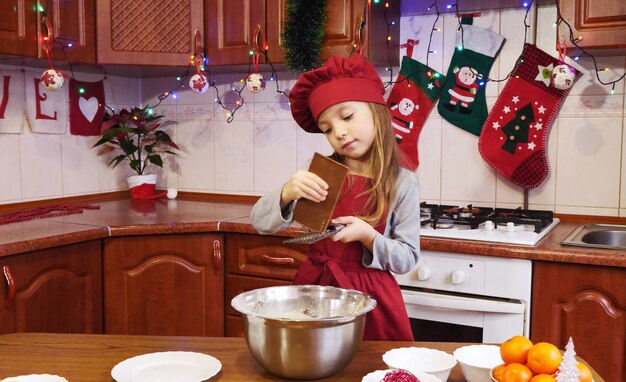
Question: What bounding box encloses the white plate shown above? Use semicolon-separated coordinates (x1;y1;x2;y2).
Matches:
2;375;67;382
362;369;442;382
111;351;222;382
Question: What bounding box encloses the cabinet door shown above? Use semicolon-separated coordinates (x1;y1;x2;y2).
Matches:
225;274;290;337
40;0;96;63
0;0;37;56
558;0;626;52
104;234;224;336
205;0;266;65
531;261;626;382
0;241;103;334
320;0;399;67
97;0;204;65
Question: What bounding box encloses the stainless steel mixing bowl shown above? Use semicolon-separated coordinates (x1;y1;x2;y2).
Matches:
231;285;377;380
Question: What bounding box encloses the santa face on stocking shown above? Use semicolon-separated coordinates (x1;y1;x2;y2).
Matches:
389;97;418;142
444;66;479;114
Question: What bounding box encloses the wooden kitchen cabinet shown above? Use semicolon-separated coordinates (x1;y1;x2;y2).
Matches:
0;0;95;63
206;0;399;67
320;0;400;67
96;0;204;65
558;0;626;53
103;233;224;336
531;261;626;382
0;240;103;334
224;233;308;336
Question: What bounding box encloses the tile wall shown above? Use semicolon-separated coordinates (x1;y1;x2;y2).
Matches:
1;4;625;217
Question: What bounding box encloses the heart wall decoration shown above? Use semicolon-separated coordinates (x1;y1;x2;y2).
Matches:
69;79;105;136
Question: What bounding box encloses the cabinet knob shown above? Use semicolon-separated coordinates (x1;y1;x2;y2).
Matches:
3;266;15;308
451;270;466;285
212;240;221;273
416;266;431;281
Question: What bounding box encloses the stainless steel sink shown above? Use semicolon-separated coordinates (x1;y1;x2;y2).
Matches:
561;224;626;250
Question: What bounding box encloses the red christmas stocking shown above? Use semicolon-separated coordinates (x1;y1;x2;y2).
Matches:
69;79;105;136
387;56;445;170
478;43;581;188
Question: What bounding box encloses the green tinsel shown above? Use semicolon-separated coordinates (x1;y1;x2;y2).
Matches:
282;0;328;72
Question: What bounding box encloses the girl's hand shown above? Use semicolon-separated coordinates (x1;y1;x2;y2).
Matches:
280;170;329;208
330;216;377;251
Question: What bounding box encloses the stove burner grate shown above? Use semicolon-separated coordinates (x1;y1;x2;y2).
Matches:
420;203;554;233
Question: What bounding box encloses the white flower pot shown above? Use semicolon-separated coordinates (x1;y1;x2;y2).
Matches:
127;174;157;189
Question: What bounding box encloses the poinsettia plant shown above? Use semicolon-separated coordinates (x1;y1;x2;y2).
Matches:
93;106;179;175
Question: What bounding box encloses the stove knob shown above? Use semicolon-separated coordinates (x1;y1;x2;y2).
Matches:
506;222;516;233
451;270;466;285
484;220;495;231
416;266;431;281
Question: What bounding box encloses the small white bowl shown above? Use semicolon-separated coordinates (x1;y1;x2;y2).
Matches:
453;345;503;382
383;347;457;382
362;369;442;382
2;375;68;382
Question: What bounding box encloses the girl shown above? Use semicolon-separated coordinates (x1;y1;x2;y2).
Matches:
251;54;420;341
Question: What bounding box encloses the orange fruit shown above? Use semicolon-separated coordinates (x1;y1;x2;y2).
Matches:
527;342;562;375
500;336;534;365
577;362;593;382
492;363;506;382
530;375;557;382
502;363;533;382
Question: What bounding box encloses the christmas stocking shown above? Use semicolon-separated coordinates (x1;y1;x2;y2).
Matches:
478;43;581;188
437;18;505;136
387;56;445;170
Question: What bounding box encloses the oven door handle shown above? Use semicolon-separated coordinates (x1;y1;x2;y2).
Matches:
401;290;524;314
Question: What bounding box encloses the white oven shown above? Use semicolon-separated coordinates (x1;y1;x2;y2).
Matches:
394;250;532;344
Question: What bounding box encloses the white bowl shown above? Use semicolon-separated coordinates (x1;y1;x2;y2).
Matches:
2;375;68;382
362;369;442;382
453;345;503;382
382;347;457;382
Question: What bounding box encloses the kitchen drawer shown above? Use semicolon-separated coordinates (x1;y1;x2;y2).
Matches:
225;233;308;280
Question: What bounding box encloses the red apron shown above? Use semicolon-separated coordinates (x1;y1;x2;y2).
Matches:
293;175;413;341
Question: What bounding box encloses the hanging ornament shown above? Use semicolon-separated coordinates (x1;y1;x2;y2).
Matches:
40;15;67;91
551;64;576;90
189;29;209;94
40;69;65;91
189;73;208;94
246;72;266;93
246;25;266;94
551;41;576;90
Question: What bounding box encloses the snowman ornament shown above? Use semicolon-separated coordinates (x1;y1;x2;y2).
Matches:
551;64;576;90
246;73;266;93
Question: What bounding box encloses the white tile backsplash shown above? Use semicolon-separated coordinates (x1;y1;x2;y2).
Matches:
1;3;626;219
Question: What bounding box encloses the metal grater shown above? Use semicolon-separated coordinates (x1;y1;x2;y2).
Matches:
283;224;346;244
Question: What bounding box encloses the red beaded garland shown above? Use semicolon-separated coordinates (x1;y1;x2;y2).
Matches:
0;204;100;225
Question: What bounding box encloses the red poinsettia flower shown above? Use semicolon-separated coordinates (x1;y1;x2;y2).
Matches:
93;106;179;175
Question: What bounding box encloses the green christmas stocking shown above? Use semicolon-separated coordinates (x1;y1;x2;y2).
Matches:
437;18;505;136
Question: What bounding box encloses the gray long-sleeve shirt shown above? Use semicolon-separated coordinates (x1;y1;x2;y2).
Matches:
251;168;420;275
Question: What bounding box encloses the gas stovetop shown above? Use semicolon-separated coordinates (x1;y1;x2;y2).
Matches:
419;203;559;246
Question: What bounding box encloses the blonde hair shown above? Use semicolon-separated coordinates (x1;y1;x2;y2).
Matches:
331;102;403;224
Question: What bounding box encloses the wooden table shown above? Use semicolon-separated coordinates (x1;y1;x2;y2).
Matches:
0;333;604;381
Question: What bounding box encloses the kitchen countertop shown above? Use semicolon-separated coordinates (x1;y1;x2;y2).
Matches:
1;198;626;267
0;333;604;382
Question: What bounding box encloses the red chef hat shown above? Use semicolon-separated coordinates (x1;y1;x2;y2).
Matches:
289;55;386;134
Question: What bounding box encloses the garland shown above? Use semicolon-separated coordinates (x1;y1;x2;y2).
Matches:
282;0;328;72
